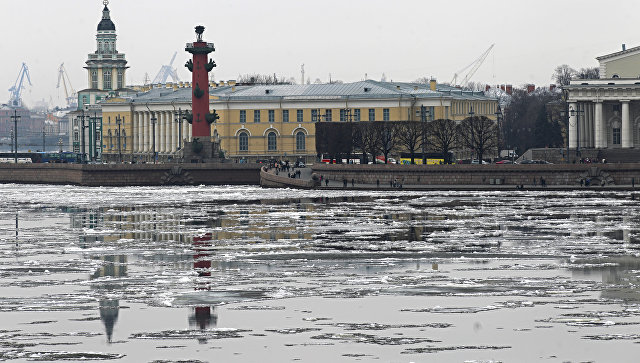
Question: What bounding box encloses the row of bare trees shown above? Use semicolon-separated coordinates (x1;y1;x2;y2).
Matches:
316;117;498;164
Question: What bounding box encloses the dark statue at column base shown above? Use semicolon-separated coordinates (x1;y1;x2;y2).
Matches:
180;138;224;164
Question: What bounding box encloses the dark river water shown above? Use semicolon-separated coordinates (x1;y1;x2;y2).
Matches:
1;185;640;362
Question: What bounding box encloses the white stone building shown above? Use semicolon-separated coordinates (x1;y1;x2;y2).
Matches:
565;45;640;151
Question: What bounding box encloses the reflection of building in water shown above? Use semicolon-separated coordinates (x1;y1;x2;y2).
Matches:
567;214;637;243
189;233;217;342
90;255;127;343
71;209;102;229
572;256;640;302
79;207;314;246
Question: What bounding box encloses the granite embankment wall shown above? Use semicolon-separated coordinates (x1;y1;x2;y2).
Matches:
312;163;640;186
0;163;261;186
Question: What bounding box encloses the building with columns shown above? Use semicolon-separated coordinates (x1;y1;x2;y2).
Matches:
100;80;498;163
565;45;640;151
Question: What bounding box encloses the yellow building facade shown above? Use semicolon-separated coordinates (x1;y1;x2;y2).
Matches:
100;80;498;163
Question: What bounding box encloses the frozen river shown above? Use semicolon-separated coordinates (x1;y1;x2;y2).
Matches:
1;184;640;362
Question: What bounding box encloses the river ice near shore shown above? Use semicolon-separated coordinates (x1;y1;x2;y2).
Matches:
1;184;640;362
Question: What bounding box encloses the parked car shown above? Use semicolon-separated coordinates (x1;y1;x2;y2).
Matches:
471;159;489;164
495;160;513;164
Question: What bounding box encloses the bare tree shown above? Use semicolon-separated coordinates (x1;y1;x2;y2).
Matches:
458;116;498;162
236;73;293;85
396;121;422;164
356;122;380;164
378;122;398;164
576;67;599;80
553;65;576;86
465;81;488;92
429;119;457;164
315;122;353;163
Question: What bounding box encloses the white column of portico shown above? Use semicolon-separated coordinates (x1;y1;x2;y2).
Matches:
140;112;145;153
153;112;159;154
166;111;171;152
594;101;604;148
579;104;587;148
569;102;578;149
621;100;632;148
161;111;167;153
140;112;146;152
156;111;166;153
131;113;137;153
139;112;145;153
171;114;177;152
183;121;189;144
156;112;162;153
586;104;593;148
147;112;153;152
138;112;144;152
147;112;153;153
165;111;171;153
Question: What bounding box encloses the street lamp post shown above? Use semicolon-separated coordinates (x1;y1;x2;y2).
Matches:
560;108;570;163
92;112;99;162
174;108;184;151
420;105;429;165
10;110;20;163
494;104;503;159
76;108;88;164
569;105;584;162
146;104;157;163
42;122;46;152
151;113;157;164
468;106;475;160
116;116;122;163
342;108;352;122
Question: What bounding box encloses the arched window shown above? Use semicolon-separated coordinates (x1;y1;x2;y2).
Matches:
296;131;305;151
238;132;248;151
108;129;113;149
267;131;277;151
122;130;127;149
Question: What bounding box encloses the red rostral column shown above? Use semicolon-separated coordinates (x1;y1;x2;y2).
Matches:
185;25;216;138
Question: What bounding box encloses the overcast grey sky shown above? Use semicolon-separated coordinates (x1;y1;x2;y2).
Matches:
1;0;638;108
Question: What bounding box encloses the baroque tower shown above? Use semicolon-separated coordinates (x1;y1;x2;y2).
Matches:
82;0;128;107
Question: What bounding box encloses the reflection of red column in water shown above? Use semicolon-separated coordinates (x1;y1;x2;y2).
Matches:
193;233;212;278
185;26;216;138
190;232;217;331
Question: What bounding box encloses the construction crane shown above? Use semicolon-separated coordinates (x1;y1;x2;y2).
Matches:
8;62;32;108
56;63;77;109
450;44;494;89
151;52;180;84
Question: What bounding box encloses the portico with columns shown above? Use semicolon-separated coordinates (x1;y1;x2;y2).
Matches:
101;93;193;163
565;44;640;151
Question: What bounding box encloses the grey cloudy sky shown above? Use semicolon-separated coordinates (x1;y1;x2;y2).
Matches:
1;0;638;108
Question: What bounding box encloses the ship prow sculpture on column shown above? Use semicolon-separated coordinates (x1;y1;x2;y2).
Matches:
180;25;222;163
